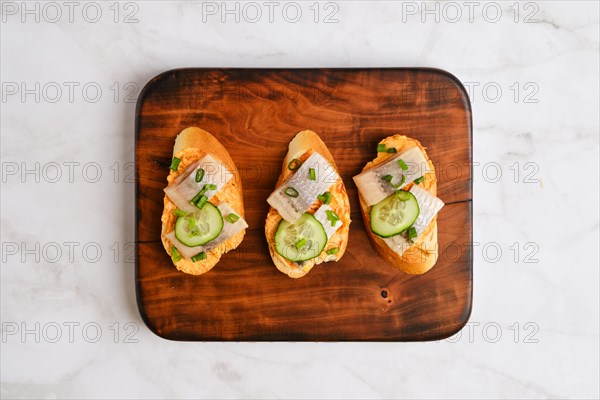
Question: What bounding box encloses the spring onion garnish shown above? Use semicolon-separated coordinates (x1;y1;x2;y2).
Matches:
413;176;425;184
377;143;386;152
191;189;205;205
191;193;202;205
173;209;187;217
171;246;182;262
309;168;316;181
326;247;339;255
187;216;197;232
191;184;216;206
326;210;340;227
195;168;205;182
398;159;408;171
284;187;299;198
226;213;240;223
391;175;406;189
295;238;307;250
191;252;207;262
384;173;407;189
317;191;332;205
387;147;397;153
407;226;418;241
396;190;410;201
288;159;302;171
195;195;208;209
170;157;181;171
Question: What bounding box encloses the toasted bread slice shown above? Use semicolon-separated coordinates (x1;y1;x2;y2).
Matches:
161;127;245;275
265;130;351;278
357;134;439;275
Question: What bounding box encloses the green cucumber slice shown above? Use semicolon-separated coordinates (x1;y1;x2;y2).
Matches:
274;213;327;262
175;202;223;246
370;190;420;238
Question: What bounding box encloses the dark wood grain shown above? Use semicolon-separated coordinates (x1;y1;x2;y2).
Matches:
135;68;472;341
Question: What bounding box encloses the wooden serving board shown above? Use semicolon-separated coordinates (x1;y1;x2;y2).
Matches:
135;68;472;341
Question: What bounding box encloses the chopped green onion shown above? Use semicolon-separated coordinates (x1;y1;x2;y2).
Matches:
173;209;187;217
387;147;397;153
191;252;207;262
226;213;240;223
326;210;340;226
191;184;216;205
295;238;307;250
309;168;316;181
195;168;205;182
284;187;299;198
171;246;182;262
396;190;411;201
391;175;406;189
383;174;406;189
377;143;386;152
413;176;425;184
288;159;302;171
191;189;205;205
407;226;418;241
398;159;408;171
188;215;197;229
195;195;208;209
169;157;181;171
317;191;332;205
326;247;339;255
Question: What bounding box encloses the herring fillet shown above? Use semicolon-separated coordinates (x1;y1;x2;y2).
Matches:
166;202;248;259
353;146;431;206
164;154;233;213
267;152;339;223
409;185;444;235
382;185;444;256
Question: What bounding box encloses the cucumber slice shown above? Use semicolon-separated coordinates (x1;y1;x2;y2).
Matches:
274;213;327;262
370;190;420;238
175;202;223;246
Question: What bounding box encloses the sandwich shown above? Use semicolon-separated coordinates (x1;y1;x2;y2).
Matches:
265;130;351;278
161;127;248;275
353;134;444;274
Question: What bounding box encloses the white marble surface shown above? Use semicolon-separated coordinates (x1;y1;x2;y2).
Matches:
1;1;599;398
